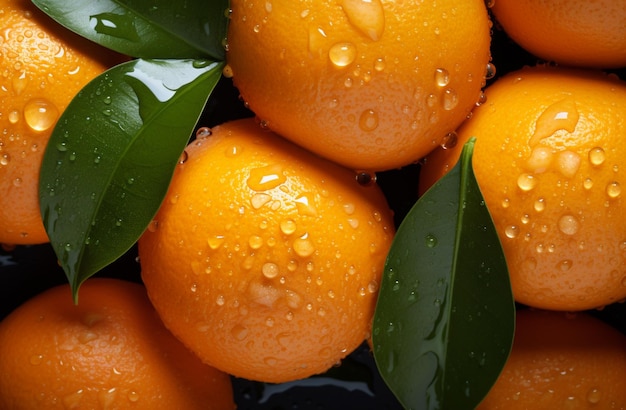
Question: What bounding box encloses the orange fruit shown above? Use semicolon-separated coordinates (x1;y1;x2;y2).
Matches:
138;118;395;383
491;0;626;69
477;309;626;409
0;0;125;245
419;65;626;311
225;0;492;171
0;277;235;409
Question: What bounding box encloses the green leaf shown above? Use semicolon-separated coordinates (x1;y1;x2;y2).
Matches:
31;0;229;60
372;138;515;410
39;58;223;302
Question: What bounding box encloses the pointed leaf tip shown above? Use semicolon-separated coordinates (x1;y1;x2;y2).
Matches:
372;137;515;409
39;59;224;300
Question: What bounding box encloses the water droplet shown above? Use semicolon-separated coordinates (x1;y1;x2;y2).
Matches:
425;234;438;248
262;262;279;279
485;62;496;80
355;170;377;186
588;147;606;166
441;88;458;110
359;109;379;131
264;356;278;366
501;198;510;208
247;164;286;191
228;324;249;342
294;193;317;216
558;215;579;236
557;259;573;271
505;225;519;239
8;110;20;124
534;197;546;212
340;0;385;41
127;391;140;403
293;234;315;257
23;98;59;131
29;354;44;365
222;64;233;78
434;68;450;87
12;177;22;187
441;132;458;150
373;57;386;71
328;42;357;67
606;181;621;199
178;150;188;164
216;295;225;306
529;98;579;146
517;173;537;191
277;219;296;235
248;235;264;249
208;235;225;249
556;150;581;178
586;388;602;405
196;126;212;139
583;178;594;190
526;146;553;173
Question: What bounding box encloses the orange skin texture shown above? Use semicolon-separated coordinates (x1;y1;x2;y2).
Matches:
420;65;626;311
478;309;626;409
226;0;492;171
492;0;626;69
0;278;235;409
139;118;395;383
0;0;125;245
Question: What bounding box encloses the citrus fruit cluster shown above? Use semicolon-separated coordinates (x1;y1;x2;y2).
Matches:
0;0;625;408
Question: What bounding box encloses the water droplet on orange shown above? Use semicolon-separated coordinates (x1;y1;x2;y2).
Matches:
505;225;519;239
557;259;573;271
588;147;606;166
340;0;385;41
373;57;386;71
294;193;317;216
529;97;579;146
280;219;297;235
558;215;579;235
526;146;553;173
359;109;379;131
29;354;44;365
248;235;264;249
517;173;536;191
247;164;286;191
434;68;450;87
23;98;59;131
441;132;458;150
196;126;212;139
8;110;20;124
262;262;280;279
127;391;140;403
328;42;357;67
534;197;546;212
208;235;225;249
441;88;458;110
293;234;315;257
606;181;621;199
556;150;581;178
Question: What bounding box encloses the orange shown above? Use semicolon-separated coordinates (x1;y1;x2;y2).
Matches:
0;277;235;409
0;0;125;245
419;65;626;311
477;309;626;409
491;0;626;69
225;0;492;171
138;118;395;383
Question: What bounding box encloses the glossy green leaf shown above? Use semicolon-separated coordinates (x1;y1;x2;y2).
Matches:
39;58;223;301
372;138;515;410
31;0;229;60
